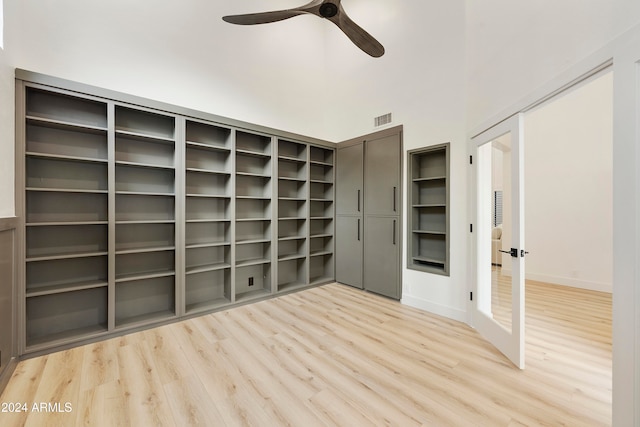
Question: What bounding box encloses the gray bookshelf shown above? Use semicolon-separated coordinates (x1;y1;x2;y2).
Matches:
235;131;273;302
408;144;450;275
308;146;335;285
114;105;178;328
24;88;110;348
184;120;232;313
17;73;336;355
277;139;308;292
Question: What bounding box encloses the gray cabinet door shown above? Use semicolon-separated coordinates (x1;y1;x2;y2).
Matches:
365;134;400;216
363;216;399;299
335;216;363;289
336;143;363;216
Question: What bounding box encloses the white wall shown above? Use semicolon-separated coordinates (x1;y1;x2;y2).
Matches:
5;0;335;216
466;0;640;130
322;0;469;320
14;0;330;139
524;72;613;292
0;0;17;217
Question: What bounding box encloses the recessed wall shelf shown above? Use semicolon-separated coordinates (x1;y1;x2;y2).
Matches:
407;143;450;275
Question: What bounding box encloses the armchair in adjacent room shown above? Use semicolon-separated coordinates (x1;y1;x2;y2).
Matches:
491;224;502;266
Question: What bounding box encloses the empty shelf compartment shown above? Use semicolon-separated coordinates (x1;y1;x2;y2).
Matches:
116;194;175;222
115;276;175;328
115;106;175;140
309;253;334;284
26;255;108;296
116;223;175;252
26;286;108;348
26;121;107;160
185;269;231;313
27;88;107;129
186;222;229;247
236;241;271;267
236;264;272;300
27;191;107;224
116;134;175;167
278;258;308;291
27;156;107;191
186;245;230;274
186;120;231;150
116;250;175;282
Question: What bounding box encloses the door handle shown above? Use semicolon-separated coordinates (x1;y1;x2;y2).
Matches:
393;220;396;245
393;187;397;212
499;248;519;258
357;218;360;241
357;190;361;212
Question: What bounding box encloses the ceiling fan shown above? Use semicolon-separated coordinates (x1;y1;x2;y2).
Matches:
222;0;385;58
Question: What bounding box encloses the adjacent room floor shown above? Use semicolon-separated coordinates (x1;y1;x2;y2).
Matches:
0;282;611;426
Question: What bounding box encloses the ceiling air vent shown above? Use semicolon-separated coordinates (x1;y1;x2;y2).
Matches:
374;113;392;127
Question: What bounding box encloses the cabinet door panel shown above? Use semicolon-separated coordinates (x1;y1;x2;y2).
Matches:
336;143;363;215
365;135;400;216
364;216;400;299
335;216;363;289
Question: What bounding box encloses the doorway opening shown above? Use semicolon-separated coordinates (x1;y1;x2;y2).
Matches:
521;69;613;418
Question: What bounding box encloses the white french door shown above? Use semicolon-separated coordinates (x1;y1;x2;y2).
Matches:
471;113;525;369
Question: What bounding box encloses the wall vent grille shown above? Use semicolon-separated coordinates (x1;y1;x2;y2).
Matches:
374;113;392;127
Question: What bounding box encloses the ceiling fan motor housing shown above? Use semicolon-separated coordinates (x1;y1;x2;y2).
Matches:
319;2;338;18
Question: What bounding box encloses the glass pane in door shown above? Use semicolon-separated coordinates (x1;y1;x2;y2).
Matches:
490;134;512;332
478;132;513;333
474;113;525;368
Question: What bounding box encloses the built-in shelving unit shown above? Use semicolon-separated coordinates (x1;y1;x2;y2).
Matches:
114;105;177;328
408;144;449;275
235;131;273;302
184;120;232;313
24;88;109;348
277;139;308;292
308;146;335;285
17;73;336;355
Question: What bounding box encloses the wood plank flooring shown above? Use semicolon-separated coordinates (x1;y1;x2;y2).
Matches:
0;282;611;426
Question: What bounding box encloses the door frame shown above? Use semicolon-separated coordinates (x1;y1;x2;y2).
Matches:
467;23;640;425
611;26;640;425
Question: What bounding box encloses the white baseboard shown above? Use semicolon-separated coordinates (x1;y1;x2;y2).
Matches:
401;294;467;323
525;272;612;293
502;268;612;293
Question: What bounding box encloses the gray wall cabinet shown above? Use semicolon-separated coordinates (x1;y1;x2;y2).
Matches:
336;143;363;216
335;142;364;289
336;127;402;299
363;216;399;299
364;134;400;216
15;70;335;355
335;215;363;289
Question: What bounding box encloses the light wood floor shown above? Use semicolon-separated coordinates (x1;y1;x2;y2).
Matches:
0;281;611;426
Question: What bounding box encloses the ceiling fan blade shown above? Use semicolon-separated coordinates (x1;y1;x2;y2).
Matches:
222;0;324;25
223;0;385;58
222;10;305;25
329;5;385;57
